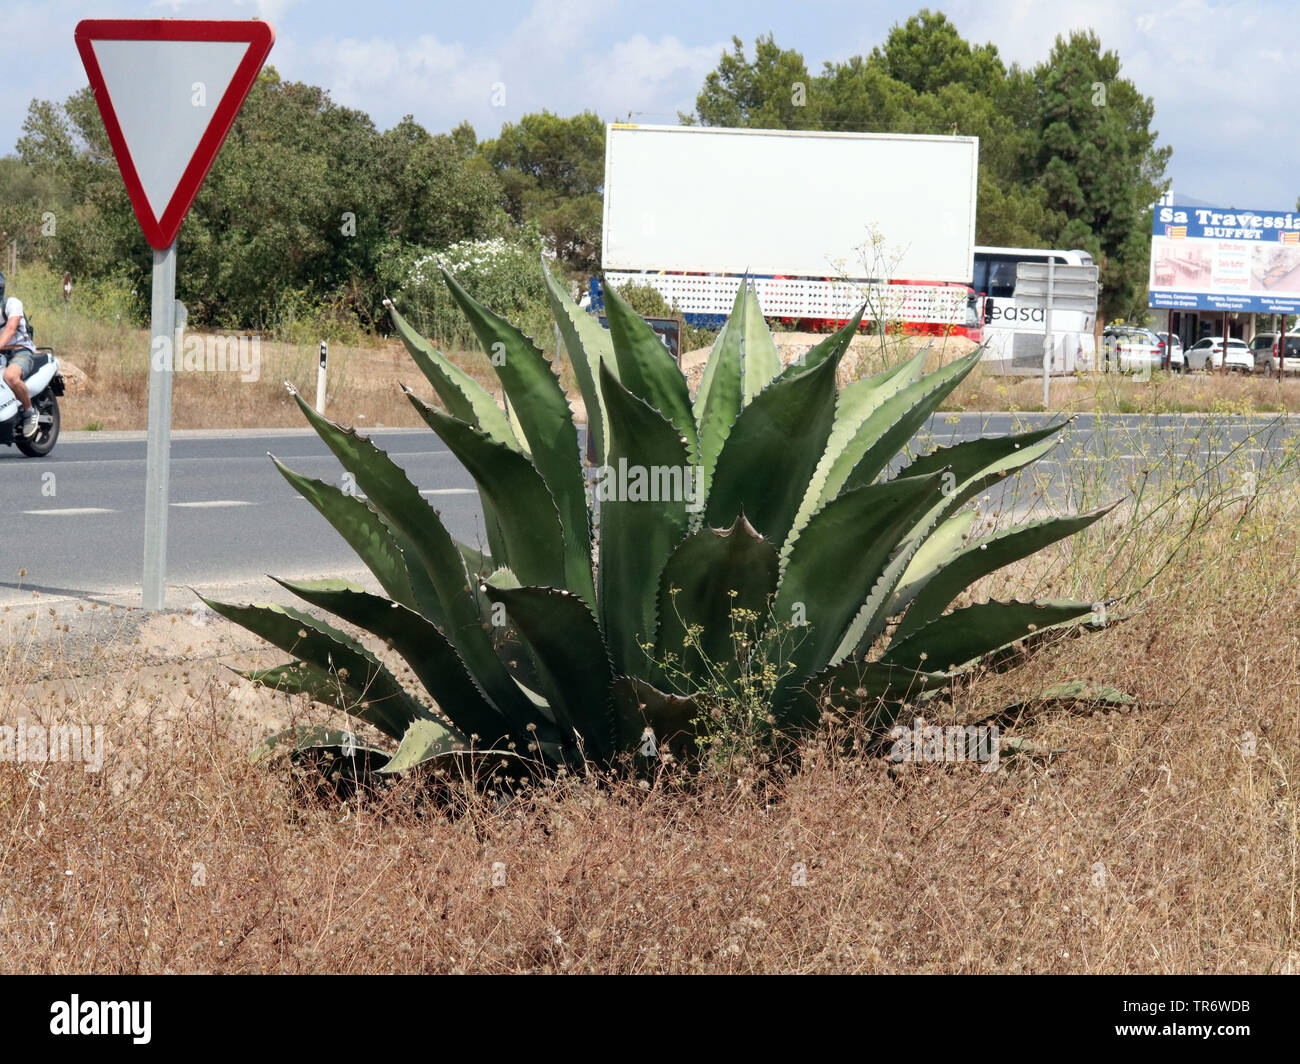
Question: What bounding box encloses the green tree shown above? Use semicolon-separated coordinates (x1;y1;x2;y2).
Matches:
481;110;605;272
686;34;825;129
1032;31;1170;319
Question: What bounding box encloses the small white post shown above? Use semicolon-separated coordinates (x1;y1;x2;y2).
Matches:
316;341;327;414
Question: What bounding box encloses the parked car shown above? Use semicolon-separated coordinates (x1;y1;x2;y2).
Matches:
1268;333;1300;374
1248;333;1279;372
1102;326;1163;373
1186;336;1253;372
1154;331;1184;370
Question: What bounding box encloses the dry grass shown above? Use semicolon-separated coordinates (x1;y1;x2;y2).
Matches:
2;437;1298;973
52;325;585;432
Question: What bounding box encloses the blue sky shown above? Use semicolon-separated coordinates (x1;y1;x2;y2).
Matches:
5;0;1296;212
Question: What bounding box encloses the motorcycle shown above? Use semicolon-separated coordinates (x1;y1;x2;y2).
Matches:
1;346;64;457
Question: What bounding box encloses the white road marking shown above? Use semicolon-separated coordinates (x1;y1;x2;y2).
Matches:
21;507;116;516
170;500;254;508
420;488;476;496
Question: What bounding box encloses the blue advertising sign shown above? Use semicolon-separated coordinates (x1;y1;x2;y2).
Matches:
1149;203;1300;313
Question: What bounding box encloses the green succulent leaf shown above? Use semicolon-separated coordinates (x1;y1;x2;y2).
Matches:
271;457;420;614
484;585;615;765
290;390;534;726
541;258;613;463
773;472;947;689
596;361;691;676
602;279;698;459
378;718;468;774
705;346;844;546
654;515;780;688
781;342;931;562
692;284;747;512
781;658;953;732
775;304;869;380
406;392;579;597
203;597;428;740
894;504;1117;642
384;298;519;449
838;346;984;494
250;724;389;767
609;676;700;757
883;599;1103;672
440;269;593;589
269;577;515;747
737;280;781;405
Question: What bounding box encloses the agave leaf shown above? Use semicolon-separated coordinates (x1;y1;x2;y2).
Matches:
781;658;952;731
896;420;1068;511
654;515;780;688
203;597;429;740
384;298;520;449
456;539;494;580
440;269;593;579
377;718;467;773
772;472;946;690
290;391;534;725
831;506;977;665
272;457;420;614
885;509;978;620
838;346;984;494
270;577;519;747
237;661;371;719
250;724;389;767
893;504;1117;642
775;305;869;380
609;676;700;757
737;281;781;405
781;343;931;562
484;585;615;765
596;361;691;676
882;599;1102;672
705;347;844;546
541;260;613;463
602;280;698;459
405;392;579;597
692;284;747;512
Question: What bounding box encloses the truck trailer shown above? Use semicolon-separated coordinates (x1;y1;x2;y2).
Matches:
595;123;981;334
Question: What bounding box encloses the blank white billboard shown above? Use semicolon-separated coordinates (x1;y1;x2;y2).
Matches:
602;124;978;284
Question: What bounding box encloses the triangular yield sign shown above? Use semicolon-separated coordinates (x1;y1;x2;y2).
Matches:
75;20;275;250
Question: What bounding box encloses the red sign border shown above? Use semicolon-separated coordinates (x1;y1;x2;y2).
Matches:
74;19;275;249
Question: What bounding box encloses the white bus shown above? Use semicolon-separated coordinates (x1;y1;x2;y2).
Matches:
972;246;1097;374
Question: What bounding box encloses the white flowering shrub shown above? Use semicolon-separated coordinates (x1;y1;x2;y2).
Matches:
396;234;559;350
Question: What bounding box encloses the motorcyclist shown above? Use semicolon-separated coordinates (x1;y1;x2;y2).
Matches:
0;271;38;438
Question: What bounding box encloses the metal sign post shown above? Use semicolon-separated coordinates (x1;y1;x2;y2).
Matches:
142;245;177;609
1014;262;1100;405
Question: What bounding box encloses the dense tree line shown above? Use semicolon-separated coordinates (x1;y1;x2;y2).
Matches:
1;8;1168;327
684;10;1170;321
1;68;604;328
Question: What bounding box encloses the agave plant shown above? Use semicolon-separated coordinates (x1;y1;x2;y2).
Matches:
206;261;1113;775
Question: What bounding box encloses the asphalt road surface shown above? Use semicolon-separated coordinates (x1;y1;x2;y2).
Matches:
3;412;1297;609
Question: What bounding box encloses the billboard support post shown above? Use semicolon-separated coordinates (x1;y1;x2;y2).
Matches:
1041;257;1055;409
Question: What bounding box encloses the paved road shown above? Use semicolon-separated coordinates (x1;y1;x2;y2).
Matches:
3;413;1297;608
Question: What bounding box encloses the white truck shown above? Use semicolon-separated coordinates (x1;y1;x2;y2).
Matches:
596;123;981;334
